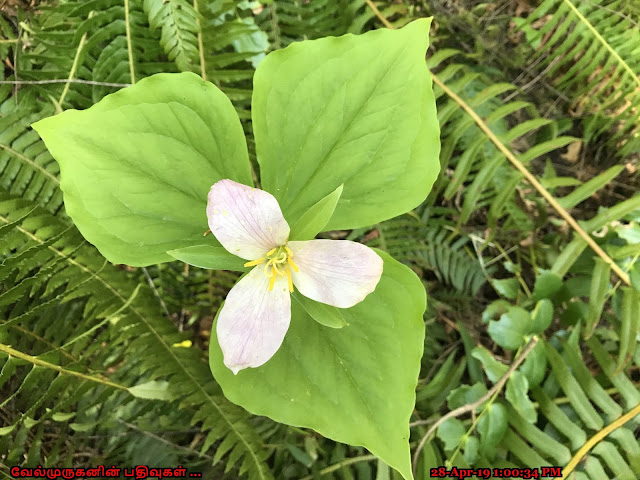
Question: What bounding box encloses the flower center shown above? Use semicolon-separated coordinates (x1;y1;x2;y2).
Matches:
243;245;299;293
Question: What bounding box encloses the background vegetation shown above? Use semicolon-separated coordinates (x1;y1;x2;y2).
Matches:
0;0;638;479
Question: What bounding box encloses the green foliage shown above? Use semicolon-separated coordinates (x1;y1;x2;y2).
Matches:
33;72;252;266
253;19;440;230
256;0;355;48
211;251;425;480
0;193;271;479
289;184;343;241
516;0;640;156
144;0;200;72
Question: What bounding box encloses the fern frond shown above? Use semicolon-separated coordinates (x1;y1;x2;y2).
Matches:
517;0;640;155
256;0;354;49
15;0;173;107
427;52;577;241
0;97;63;216
416;335;640;478
144;0;200;72
0;193;273;480
370;215;490;297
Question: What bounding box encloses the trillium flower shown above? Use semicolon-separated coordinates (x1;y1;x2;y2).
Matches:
207;179;384;374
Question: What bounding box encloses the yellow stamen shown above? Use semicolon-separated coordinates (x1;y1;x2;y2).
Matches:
272;262;284;275
261;244;299;292
264;260;272;275
285;265;293;293
287;257;299;272
244;257;265;267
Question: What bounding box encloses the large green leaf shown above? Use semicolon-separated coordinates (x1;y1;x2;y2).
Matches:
252;19;440;230
33;73;252;266
210;251;426;480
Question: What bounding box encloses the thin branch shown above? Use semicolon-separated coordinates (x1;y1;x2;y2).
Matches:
0;79;130;87
581;0;639;29
124;0;136;84
0;142;60;184
193;0;207;81
0;342;128;391
59;11;94;106
502;56;561;103
561;400;640;479
412;336;539;475
269;4;281;50
12;21;21;104
363;0;393;28
118;420;214;460
364;0;632;287
409;417;437;428
562;0;639;86
432;75;631;286
142;267;172;319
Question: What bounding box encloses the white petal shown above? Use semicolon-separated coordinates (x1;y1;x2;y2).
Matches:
216;266;291;374
206;179;290;260
288;240;383;308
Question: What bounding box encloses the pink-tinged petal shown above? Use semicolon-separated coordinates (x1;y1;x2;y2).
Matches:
207;179;290;260
216;266;291;374
288;240;383;308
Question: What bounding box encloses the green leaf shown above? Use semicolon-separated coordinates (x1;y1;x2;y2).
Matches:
252;19;440;230
128;380;173;401
471;347;508;383
491;278;519;299
293;291;348;328
477;403;507;457
558;165;625;210
616;287;640;372
416;351;458;400
463;435;479;465
488;307;531;350
289;184;343;241
631;264;640;292
531;299;553;333
32;72;252;266
520;341;547;388
436;418;466;451
540;177;582;188
376;460;391;480
285;444;314;468
447;383;487;410
167;245;248;272
481;300;511;323
70;422;97;432
505;371;537;423
210;251;425;480
585;258;610;337
0;424;16;436
51;412;76;422
531;270;562;301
